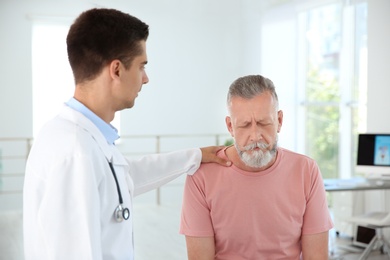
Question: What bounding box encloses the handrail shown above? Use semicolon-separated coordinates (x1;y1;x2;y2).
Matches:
0;134;231;205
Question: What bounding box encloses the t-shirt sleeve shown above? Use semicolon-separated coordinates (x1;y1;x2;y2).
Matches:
180;173;215;237
301;162;334;235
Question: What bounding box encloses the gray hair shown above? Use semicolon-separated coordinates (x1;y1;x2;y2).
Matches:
227;75;279;111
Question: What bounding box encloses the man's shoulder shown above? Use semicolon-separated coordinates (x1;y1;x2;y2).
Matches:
279;147;316;162
194;150;233;178
197;158;231;172
276;148;319;173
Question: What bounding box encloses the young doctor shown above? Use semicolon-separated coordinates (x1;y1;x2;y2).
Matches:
23;8;230;260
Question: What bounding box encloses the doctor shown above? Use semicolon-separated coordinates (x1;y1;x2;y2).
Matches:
23;8;230;260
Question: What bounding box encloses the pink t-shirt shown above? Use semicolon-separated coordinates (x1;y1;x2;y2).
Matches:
180;147;333;259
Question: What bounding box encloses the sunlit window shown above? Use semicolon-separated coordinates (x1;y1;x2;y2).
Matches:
32;23;73;137
298;2;367;178
32;23;120;138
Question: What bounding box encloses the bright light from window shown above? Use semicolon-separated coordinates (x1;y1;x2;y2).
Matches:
32;24;73;137
32;23;120;138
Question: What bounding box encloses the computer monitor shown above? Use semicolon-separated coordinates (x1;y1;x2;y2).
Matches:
352;225;376;248
355;133;390;178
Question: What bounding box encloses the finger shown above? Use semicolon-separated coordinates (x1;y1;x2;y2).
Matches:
215;145;226;152
214;156;232;167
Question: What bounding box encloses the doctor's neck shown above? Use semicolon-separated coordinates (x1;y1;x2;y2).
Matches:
74;82;116;124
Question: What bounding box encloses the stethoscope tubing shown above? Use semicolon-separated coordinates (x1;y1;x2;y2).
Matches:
108;161;130;222
108;161;124;204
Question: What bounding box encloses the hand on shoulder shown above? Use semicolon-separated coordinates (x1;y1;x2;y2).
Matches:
200;146;232;167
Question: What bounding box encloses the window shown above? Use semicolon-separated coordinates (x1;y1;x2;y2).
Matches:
32;23;73;137
298;1;367;179
32;22;121;138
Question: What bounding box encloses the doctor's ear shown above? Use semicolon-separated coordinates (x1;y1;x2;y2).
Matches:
109;60;122;78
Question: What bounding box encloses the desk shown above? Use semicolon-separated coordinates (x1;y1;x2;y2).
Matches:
324;178;390;254
324;178;390;192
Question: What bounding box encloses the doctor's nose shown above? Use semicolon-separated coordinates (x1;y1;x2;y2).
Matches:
143;71;149;85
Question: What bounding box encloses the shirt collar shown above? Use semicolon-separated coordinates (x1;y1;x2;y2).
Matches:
65;97;119;144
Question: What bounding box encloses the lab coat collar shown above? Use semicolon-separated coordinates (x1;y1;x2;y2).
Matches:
65;98;119;144
59;105;128;166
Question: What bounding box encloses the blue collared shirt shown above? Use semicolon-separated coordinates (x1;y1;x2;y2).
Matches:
65;98;119;144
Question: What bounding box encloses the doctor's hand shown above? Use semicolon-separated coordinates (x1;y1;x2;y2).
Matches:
200;146;232;167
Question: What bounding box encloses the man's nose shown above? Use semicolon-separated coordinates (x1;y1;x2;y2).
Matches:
250;124;262;142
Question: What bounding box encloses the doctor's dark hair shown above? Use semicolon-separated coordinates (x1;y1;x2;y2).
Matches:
66;8;149;84
227;75;279;111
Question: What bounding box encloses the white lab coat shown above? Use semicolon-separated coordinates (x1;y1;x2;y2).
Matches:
23;106;201;260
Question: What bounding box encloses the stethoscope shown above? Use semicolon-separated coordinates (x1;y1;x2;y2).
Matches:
108;161;130;222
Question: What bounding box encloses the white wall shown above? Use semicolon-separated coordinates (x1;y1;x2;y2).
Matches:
366;0;390;134
365;0;390;213
0;0;265;139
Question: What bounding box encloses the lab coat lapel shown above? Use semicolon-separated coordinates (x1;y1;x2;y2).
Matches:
60;105;113;161
61;105;132;191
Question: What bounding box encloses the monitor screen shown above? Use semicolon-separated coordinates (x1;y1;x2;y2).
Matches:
357;134;390;166
356;133;390;177
353;225;376;248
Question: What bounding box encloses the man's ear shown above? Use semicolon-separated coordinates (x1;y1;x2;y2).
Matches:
225;116;234;137
277;110;283;133
109;60;121;79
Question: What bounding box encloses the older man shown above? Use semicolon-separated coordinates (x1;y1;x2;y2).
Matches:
180;75;333;260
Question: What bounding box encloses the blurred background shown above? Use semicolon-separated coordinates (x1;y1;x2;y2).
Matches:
0;0;389;259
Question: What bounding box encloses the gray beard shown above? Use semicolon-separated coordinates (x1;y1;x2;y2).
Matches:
235;140;278;168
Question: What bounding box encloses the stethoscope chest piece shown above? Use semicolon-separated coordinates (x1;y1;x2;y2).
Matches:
108;161;130;223
115;204;130;222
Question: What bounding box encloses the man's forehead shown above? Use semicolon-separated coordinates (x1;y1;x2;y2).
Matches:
232;112;274;122
230;94;275;110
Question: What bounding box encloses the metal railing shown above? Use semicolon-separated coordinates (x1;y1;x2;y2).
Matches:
0;138;32;195
0;134;231;208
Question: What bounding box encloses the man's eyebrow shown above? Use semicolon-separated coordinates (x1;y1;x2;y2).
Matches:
237;120;251;126
238;118;272;125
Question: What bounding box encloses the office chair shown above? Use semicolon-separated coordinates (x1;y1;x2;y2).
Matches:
348;211;390;260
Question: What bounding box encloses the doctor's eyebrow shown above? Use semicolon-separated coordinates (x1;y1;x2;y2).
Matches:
141;60;148;68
